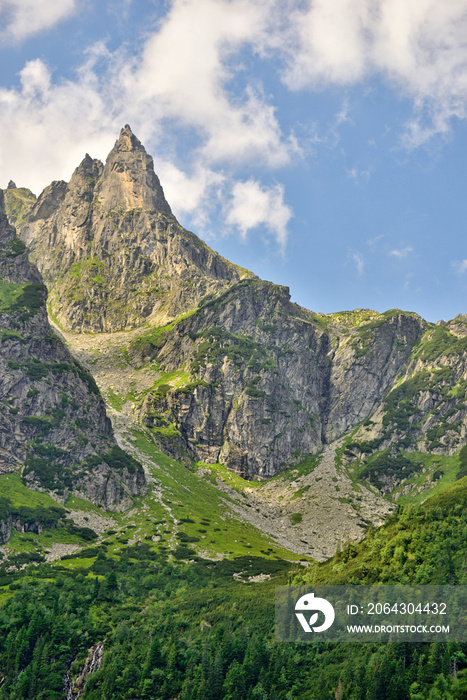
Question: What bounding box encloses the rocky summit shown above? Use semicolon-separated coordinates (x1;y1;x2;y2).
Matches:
20;125;253;333
0;190;145;510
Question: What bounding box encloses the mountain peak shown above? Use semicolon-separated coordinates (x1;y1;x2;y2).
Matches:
18;126;252;332
100;126;172;216
112;124;146;154
73;153;103;180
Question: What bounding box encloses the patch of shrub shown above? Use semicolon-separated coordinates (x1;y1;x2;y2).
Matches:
290;513;303;525
14;283;47;318
66;524;98;541
1;329;25;343
361;451;421;489
172;546;197;559
176;532;200;543
5;238;26;257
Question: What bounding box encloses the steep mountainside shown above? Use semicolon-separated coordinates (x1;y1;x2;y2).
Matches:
341;316;467;492
0;191;145;510
19;125;254;332
13;126;467;500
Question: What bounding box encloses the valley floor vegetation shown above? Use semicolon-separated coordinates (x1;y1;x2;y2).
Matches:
1;476;467;699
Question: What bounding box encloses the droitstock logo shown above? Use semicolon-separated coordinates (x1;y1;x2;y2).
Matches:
276;586;467;642
295;592;335;633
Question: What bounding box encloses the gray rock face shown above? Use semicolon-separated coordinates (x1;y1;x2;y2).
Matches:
0;515;12;545
325;311;426;441
98;125;172;215
0;514;56;545
20;125;253;332
0;191;145;509
348;316;467;464
137;282;425;477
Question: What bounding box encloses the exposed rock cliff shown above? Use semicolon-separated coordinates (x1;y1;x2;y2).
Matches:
343;316;467;490
0;191;145;509
133;282;425;477
0;496;66;545
3;185;36;231
20;125;254;332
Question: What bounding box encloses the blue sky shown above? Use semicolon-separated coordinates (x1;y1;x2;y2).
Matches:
1;0;467;322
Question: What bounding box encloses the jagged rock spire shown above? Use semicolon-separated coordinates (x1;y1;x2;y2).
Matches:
0;188;43;285
18;126;248;332
97;125;172;215
112;124;147;153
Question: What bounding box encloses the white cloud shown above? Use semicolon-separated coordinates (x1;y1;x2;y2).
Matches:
0;0;76;42
335;98;352;125
19;59;51;96
389;246;413;258
284;0;369;88
347;166;371;183
348;249;365;276
282;0;467;145
452;259;467;274
367;234;384;251
155;161;226;230
124;0;297;169
224;179;292;249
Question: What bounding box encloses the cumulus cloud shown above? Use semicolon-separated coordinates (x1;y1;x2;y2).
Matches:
155;161;226;230
124;0;297;168
224;179;292;249
19;59;51;96
0;0;76;42
284;0;370;88
282;0;467;145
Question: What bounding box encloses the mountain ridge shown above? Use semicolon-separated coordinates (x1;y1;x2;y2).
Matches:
6;125;467;501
